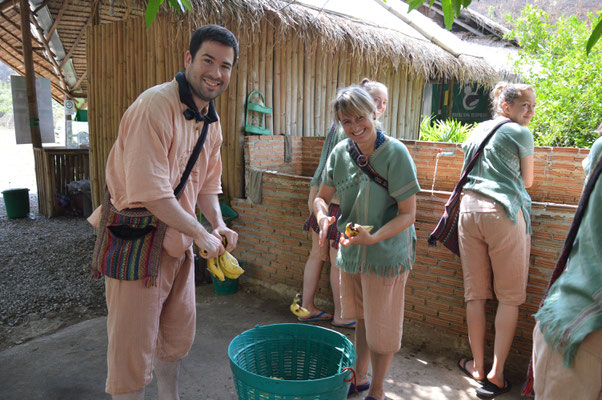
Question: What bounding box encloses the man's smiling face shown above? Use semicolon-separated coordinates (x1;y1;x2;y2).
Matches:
184;40;235;108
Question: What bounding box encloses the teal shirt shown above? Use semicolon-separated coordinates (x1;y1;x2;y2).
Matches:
535;137;602;367
324;136;421;276
462;119;534;233
583;136;602;179
310;123;346;188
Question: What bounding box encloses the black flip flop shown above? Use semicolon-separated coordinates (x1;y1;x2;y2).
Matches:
476;379;512;399
457;358;486;384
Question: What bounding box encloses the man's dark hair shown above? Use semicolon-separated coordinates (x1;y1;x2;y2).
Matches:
189;25;238;65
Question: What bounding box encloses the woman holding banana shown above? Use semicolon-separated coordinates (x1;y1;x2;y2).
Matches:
299;79;388;328
314;85;420;400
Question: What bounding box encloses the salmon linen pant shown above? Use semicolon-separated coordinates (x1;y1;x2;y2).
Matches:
104;248;196;394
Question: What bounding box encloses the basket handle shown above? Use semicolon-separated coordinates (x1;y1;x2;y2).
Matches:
342;367;357;394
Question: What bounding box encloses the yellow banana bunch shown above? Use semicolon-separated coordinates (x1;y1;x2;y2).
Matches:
289;293;310;318
207;257;225;281
344;222;374;238
219;251;245;279
207;251;245;281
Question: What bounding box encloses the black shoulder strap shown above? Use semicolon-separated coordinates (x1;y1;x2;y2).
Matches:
173;71;219;198
347;138;389;190
173;117;211;198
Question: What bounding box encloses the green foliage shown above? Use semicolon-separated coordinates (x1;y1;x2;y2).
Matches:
506;6;602;148
419;115;477;143
0;81;12;116
145;0;193;28
401;0;600;52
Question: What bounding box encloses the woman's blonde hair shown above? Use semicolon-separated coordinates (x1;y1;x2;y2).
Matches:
360;78;388;97
333;86;378;127
491;82;535;116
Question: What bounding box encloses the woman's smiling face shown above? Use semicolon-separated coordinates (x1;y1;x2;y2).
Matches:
338;110;377;145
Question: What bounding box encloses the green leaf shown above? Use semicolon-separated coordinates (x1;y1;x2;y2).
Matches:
452;0;461;17
180;0;193;12
145;0;164;28
586;18;602;54
167;0;183;12
441;0;454;29
407;0;424;12
461;0;472;7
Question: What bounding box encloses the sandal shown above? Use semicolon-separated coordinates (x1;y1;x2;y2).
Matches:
476;379;512;399
457;357;486;384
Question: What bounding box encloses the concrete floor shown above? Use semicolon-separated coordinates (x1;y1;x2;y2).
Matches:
0;282;527;400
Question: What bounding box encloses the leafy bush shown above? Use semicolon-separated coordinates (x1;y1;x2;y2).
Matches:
419;115;477;143
506;6;602;148
0;81;12;116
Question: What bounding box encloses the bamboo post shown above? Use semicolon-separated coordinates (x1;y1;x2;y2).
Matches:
290;36;298;136
19;0;43;151
273;37;281;135
296;38;303;137
284;35;292;136
314;47;322;137
235;37;248;198
390;67;400;138
265;17;274;135
308;42;315;136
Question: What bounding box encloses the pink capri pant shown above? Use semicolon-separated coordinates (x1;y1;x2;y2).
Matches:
104;248;196;394
458;191;530;306
340;269;409;354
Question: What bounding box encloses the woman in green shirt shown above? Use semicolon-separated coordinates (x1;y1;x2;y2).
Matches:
299;79;388;328
314;86;420;400
456;82;536;399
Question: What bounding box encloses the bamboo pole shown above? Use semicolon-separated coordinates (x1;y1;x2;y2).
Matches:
314;47;322;137
279;41;287;136
296;37;303;137
258;19;266;104
389;67;400;138
308;42;315;136
273;36;281;135
405;73;415;139
290;36;298;136
303;40;311;136
234;37;248;199
265;16;274;135
284;35;292;136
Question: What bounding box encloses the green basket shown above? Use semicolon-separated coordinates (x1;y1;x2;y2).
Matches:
228;323;356;400
211;273;239;295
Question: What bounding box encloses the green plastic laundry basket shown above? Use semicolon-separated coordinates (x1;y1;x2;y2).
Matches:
228;323;356;400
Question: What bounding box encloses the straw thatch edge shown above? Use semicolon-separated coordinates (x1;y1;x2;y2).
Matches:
156;0;502;86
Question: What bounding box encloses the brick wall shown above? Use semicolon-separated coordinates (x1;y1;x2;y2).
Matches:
232;135;587;360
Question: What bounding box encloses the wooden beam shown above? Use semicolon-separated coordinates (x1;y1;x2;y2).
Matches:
0;0;17;13
29;9;68;90
59;19;88;69
0;11;49;53
71;70;86;92
0;40;57;77
19;0;42;149
92;0;101;25
44;0;68;42
0;23;46;55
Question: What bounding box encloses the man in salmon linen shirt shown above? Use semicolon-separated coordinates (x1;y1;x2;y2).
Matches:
88;25;238;400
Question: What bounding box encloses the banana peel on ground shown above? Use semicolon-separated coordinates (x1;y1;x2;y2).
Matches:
289;293;310;317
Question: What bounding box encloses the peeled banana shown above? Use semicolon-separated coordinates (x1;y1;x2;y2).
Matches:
344;222;374;238
207;250;245;281
289;293;310;318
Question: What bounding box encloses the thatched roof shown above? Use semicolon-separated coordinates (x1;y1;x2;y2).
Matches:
0;0;505;105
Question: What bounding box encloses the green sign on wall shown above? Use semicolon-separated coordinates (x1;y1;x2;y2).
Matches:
431;83;490;123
